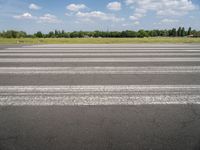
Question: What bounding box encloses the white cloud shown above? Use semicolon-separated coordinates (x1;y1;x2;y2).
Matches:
130;8;147;20
133;21;140;25
65;13;73;16
122;23;129;27
13;12;36;19
189;15;195;19
127;0;196;20
76;11;124;22
160;19;179;23
75;20;80;24
107;2;121;11
13;12;62;24
129;16;137;20
66;4;87;12
38;14;62;24
29;3;41;10
125;0;135;5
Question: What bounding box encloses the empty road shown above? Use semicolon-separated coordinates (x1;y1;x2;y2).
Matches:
0;44;200;150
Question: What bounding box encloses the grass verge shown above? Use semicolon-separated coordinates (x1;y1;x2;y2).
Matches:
0;37;200;44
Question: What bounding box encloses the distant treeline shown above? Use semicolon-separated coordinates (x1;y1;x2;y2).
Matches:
0;27;200;38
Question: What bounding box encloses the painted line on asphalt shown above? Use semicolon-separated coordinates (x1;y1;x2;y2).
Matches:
1;58;200;62
0;85;200;105
0;67;200;74
1;53;200;56
0;95;200;106
1;85;200;92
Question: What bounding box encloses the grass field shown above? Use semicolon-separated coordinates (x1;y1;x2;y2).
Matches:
0;37;200;44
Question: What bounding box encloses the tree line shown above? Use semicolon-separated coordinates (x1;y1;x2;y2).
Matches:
0;27;200;38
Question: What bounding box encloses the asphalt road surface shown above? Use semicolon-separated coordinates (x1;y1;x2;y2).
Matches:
0;44;200;150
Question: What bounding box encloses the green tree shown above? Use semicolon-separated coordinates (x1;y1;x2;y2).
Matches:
188;27;192;36
181;27;185;37
48;31;55;38
70;31;79;38
172;28;177;37
35;31;43;38
137;30;148;38
54;30;59;37
177;27;182;37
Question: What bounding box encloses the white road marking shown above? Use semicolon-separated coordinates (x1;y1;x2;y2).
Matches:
1;95;200;106
1;85;200;92
1;45;200;106
0;58;200;62
0;67;200;74
1;53;200;56
0;85;200;105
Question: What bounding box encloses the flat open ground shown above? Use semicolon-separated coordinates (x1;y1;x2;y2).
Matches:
0;37;200;44
0;44;200;150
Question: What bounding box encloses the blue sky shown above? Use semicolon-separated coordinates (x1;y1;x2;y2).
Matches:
0;0;200;33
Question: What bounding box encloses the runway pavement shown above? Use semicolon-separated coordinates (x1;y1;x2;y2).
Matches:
0;44;200;150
